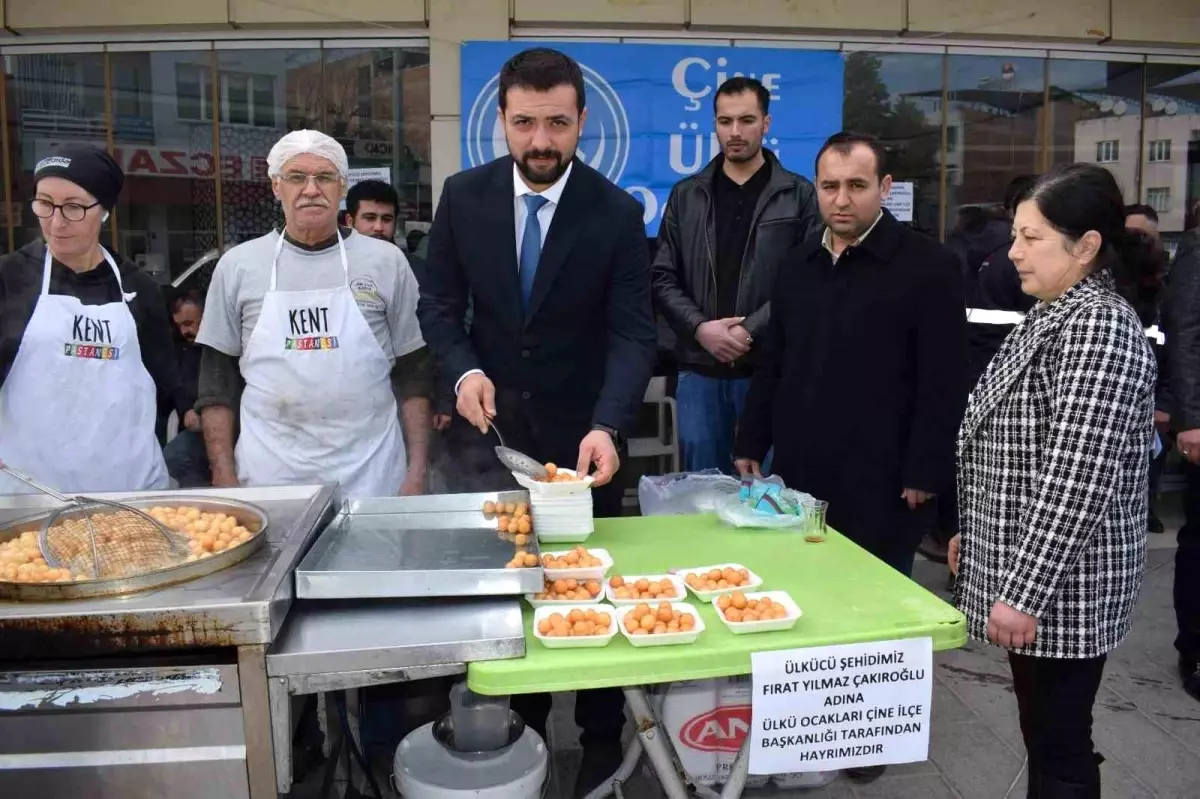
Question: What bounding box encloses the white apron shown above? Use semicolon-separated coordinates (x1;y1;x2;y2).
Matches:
0;245;168;494
235;231;406;500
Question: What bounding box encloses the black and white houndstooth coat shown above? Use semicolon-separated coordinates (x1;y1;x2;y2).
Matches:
955;271;1156;659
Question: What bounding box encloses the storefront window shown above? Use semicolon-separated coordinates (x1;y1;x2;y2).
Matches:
944;54;1046;238
1048;58;1143;207
842;50;944;237
324;47;432;227
4;50;109;250
109;50;220;282
216;48;321;248
0;42;431;258
1143;62;1200;251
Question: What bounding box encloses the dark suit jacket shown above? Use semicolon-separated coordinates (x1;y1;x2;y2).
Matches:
735;210;968;559
417;156;656;466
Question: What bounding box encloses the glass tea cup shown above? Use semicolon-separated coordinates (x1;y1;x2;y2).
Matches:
801;499;829;543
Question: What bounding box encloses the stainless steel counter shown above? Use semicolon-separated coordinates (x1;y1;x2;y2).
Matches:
0;484;337;658
267;597;524;684
295;491;543;599
264;595;526;795
0;485;537;798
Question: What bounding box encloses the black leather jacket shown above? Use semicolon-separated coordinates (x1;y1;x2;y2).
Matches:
1168;228;1200;428
651;151;820;371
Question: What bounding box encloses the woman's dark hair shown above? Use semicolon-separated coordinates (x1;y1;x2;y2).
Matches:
1004;174;1038;217
1018;163;1163;322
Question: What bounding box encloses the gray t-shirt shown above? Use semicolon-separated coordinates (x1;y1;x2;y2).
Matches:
197;229;424;362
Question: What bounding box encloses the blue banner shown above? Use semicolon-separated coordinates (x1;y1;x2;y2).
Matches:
460;41;844;236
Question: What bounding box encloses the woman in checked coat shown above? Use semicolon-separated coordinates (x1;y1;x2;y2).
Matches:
950;164;1159;799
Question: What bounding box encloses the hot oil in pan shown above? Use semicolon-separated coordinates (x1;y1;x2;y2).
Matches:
0;497;269;601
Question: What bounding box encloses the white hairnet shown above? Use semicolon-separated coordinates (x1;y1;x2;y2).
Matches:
267;130;349;179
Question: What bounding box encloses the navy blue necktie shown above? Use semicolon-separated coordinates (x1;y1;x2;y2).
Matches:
519;194;549;310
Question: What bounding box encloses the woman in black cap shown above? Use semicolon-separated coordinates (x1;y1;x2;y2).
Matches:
0;144;188;493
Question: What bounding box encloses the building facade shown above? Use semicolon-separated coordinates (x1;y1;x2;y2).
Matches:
0;0;1196;276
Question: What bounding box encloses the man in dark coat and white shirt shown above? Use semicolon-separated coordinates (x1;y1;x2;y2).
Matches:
735;131;967;574
734;133;966;783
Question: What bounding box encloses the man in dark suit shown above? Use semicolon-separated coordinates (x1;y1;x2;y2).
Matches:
417;48;656;796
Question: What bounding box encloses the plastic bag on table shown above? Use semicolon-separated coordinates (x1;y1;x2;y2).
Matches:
715;476;813;529
715;495;810;529
637;470;742;516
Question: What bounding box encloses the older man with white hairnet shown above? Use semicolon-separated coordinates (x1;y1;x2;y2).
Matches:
195;130;432;498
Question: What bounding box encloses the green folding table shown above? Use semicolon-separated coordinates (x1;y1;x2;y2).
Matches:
468;514;966;799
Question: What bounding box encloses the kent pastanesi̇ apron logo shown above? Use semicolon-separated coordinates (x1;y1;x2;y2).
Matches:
64;343;120;360
64;313;120;360
464;61;630;183
284;305;339;351
285;336;340;351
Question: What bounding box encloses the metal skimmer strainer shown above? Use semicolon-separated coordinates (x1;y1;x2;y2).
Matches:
487;421;549;480
1;465;190;580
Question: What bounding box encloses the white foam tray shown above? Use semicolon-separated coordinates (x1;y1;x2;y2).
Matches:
535;526;593;544
541;548;613;581
677;563;764;601
531;603;620;648
711;590;802;634
604;573;687;605
524;585;605;607
515;469;595;497
530;492;594;508
615;601;705;647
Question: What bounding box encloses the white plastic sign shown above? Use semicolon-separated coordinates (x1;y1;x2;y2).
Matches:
883;182;914;222
347;166;392;187
749;637;932;774
340;167;393;211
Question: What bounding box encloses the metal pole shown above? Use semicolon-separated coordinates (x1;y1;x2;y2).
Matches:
392;49;402;198
719;737;751;799
938;53;950;243
0;59;14;252
210;49;224;253
103;51;119;251
622;687;690;799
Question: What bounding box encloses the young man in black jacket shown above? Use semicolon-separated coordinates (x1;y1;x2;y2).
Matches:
652;77;820;474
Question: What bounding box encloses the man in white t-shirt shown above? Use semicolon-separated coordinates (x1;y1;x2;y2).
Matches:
196;130;431;499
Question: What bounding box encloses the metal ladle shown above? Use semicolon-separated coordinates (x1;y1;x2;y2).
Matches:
487;421;548;480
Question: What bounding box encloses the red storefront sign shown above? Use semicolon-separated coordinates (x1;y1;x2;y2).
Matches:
35;140;269;181
112;146;269;181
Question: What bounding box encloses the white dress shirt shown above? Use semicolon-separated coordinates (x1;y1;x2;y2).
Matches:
456;162;575;394
514;160;572;264
821;210;884;264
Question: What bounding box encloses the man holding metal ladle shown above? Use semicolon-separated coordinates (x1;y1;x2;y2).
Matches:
417;47;656;799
